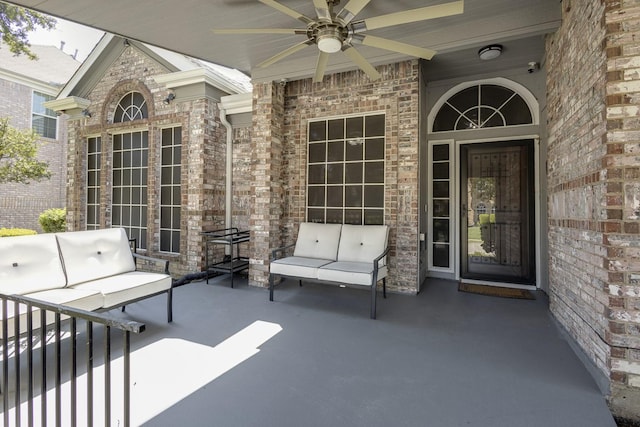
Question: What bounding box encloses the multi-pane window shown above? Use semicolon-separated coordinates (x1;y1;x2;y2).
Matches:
86;137;101;230
112;131;148;249
160;127;182;253
432;84;532;132
307;113;385;225
113;91;148;123
32;92;57;138
430;143;452;270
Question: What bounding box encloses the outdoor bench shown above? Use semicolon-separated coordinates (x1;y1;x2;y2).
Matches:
269;222;390;319
0;227;173;338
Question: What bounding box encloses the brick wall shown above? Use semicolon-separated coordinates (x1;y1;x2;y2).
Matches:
546;0;640;419
248;82;285;286
0;78;67;231
66;44;228;277
232;126;252;232
248;60;421;293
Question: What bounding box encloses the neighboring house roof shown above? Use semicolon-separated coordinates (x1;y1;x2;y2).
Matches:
0;43;80;90
58;34;251;100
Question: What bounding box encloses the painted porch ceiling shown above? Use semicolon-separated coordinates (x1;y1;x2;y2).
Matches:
7;0;561;83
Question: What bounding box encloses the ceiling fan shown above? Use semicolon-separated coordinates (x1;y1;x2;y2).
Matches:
213;0;464;82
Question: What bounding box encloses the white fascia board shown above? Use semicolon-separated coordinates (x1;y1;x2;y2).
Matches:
44;96;91;120
58;34;115;99
0;69;60;96
154;68;246;95
220;92;252;115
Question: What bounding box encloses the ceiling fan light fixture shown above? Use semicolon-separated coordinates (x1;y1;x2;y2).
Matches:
478;44;502;60
317;34;342;53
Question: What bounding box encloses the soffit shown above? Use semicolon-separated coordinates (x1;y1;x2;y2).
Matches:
5;0;561;82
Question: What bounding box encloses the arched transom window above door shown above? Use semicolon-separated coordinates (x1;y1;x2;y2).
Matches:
113;91;148;123
431;83;534;132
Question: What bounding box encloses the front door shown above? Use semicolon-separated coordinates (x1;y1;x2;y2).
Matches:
460;140;535;284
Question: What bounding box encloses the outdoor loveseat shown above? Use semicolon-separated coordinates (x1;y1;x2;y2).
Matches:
0;228;173;338
269;222;390;319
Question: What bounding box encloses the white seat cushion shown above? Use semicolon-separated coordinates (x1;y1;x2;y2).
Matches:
293;223;342;261
0;233;66;294
27;288;105;311
72;271;171;309
56;228;136;286
337;224;389;264
318;261;388;286
0;288;104;339
270;257;333;279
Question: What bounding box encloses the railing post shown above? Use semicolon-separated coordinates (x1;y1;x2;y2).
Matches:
14;301;21;427
71;318;77;427
87;321;93;427
104;326;111;427
124;331;131;427
27;304;34;427
2;299;9;427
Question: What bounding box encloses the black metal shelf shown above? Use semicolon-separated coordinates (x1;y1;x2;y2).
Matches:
201;228;250;288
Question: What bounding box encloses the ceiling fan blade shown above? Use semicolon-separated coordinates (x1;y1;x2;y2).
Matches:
336;0;371;25
357;35;436;60
362;0;463;31
213;28;304;35
313;52;329;83
257;40;313;68
259;0;314;24
313;0;332;23
342;45;381;81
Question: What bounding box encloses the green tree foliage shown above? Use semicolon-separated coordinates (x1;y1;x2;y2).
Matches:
0;118;51;184
39;208;66;233
0;2;55;59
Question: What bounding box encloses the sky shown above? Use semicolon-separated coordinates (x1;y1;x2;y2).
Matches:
28;17;104;61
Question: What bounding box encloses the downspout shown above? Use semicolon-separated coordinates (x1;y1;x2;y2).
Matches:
219;105;233;234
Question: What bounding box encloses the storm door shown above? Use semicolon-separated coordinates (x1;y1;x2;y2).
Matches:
460;140;535;284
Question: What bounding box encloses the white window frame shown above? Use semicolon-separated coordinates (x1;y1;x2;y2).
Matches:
31;90;58;139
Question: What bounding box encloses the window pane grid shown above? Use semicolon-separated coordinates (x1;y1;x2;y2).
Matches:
86;137;101;230
307;114;385;225
160;127;182;253
433;84;532;132
112;131;148;249
113;91;148;123
32;92;57;139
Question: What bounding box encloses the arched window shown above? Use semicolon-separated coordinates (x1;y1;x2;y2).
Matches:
432;84;533;132
113;91;148;123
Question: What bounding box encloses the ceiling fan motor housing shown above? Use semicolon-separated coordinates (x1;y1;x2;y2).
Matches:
313;24;347;53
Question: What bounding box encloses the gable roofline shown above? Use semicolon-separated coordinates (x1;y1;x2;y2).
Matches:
0;68;61;96
58;34;250;100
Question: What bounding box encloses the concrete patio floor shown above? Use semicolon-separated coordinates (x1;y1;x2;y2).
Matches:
118;275;616;427
3;275;618;426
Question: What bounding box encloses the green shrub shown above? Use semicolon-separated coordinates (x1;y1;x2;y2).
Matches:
39;208;67;233
0;228;37;237
478;213;496;224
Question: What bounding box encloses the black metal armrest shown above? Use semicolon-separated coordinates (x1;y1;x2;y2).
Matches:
271;243;296;261
372;246;391;272
132;253;170;275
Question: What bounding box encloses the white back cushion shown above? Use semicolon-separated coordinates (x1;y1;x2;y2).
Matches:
56;228;136;286
0;233;66;294
293;223;342;260
337;224;389;264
